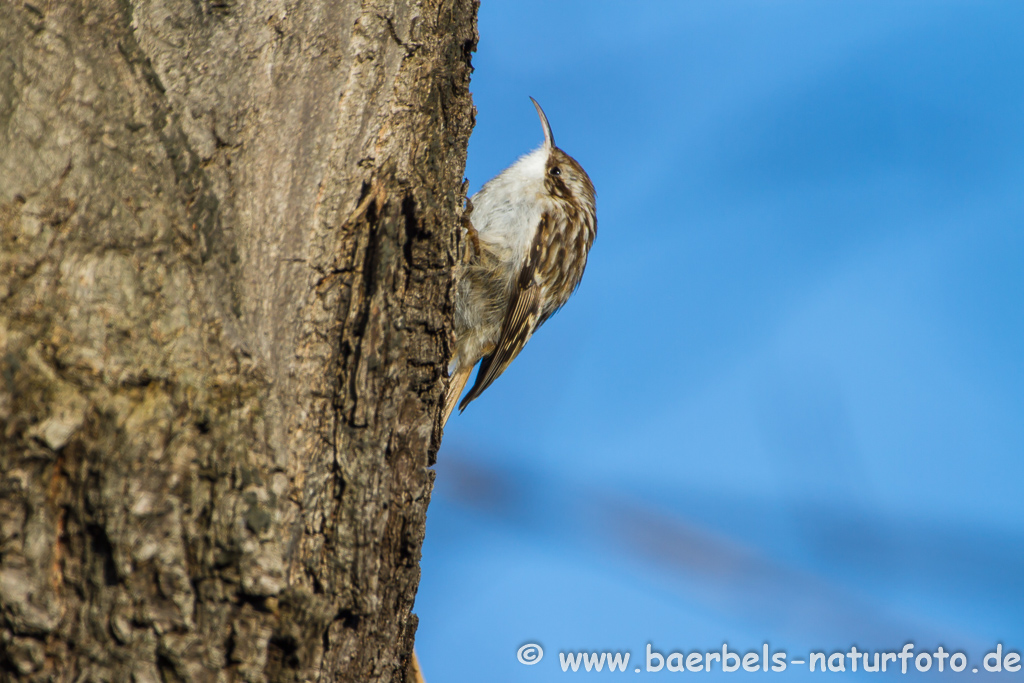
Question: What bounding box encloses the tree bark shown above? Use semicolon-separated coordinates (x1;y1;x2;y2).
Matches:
0;0;476;680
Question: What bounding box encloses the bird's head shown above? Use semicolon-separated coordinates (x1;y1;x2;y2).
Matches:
531;97;596;209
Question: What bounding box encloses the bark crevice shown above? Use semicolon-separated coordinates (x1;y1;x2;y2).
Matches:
0;0;477;680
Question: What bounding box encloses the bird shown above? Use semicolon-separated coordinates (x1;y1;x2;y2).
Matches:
444;98;597;424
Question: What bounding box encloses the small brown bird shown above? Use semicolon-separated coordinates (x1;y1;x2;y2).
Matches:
444;98;597;423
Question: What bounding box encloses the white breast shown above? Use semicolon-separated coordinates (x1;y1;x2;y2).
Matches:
470;146;548;266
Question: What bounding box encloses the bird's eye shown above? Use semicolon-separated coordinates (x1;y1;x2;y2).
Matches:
549;166;561;176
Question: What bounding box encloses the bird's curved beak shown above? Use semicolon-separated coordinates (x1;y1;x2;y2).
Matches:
530;97;555;150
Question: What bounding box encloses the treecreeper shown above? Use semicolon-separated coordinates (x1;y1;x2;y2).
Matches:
444;98;598;423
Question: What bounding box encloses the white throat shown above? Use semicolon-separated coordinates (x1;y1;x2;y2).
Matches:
470;146;549;264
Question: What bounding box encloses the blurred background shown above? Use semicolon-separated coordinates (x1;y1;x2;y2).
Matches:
416;1;1024;679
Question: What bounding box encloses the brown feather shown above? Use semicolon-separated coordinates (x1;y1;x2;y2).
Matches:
458;215;550;411
443;365;474;426
410;650;427;683
448;106;597;415
459;285;540;411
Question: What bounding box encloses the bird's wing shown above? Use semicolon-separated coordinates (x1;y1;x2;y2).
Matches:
458;216;548;411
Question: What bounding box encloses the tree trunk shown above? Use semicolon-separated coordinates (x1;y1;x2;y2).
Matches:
0;0;476;680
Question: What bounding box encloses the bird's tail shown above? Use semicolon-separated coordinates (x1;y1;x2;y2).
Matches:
411;649;427;683
443;365;473;426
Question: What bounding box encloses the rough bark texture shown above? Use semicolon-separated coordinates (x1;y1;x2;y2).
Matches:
0;0;476;680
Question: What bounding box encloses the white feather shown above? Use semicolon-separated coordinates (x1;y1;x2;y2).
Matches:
470;146;548;266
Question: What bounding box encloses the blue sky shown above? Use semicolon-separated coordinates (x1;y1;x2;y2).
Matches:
417;2;1024;680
